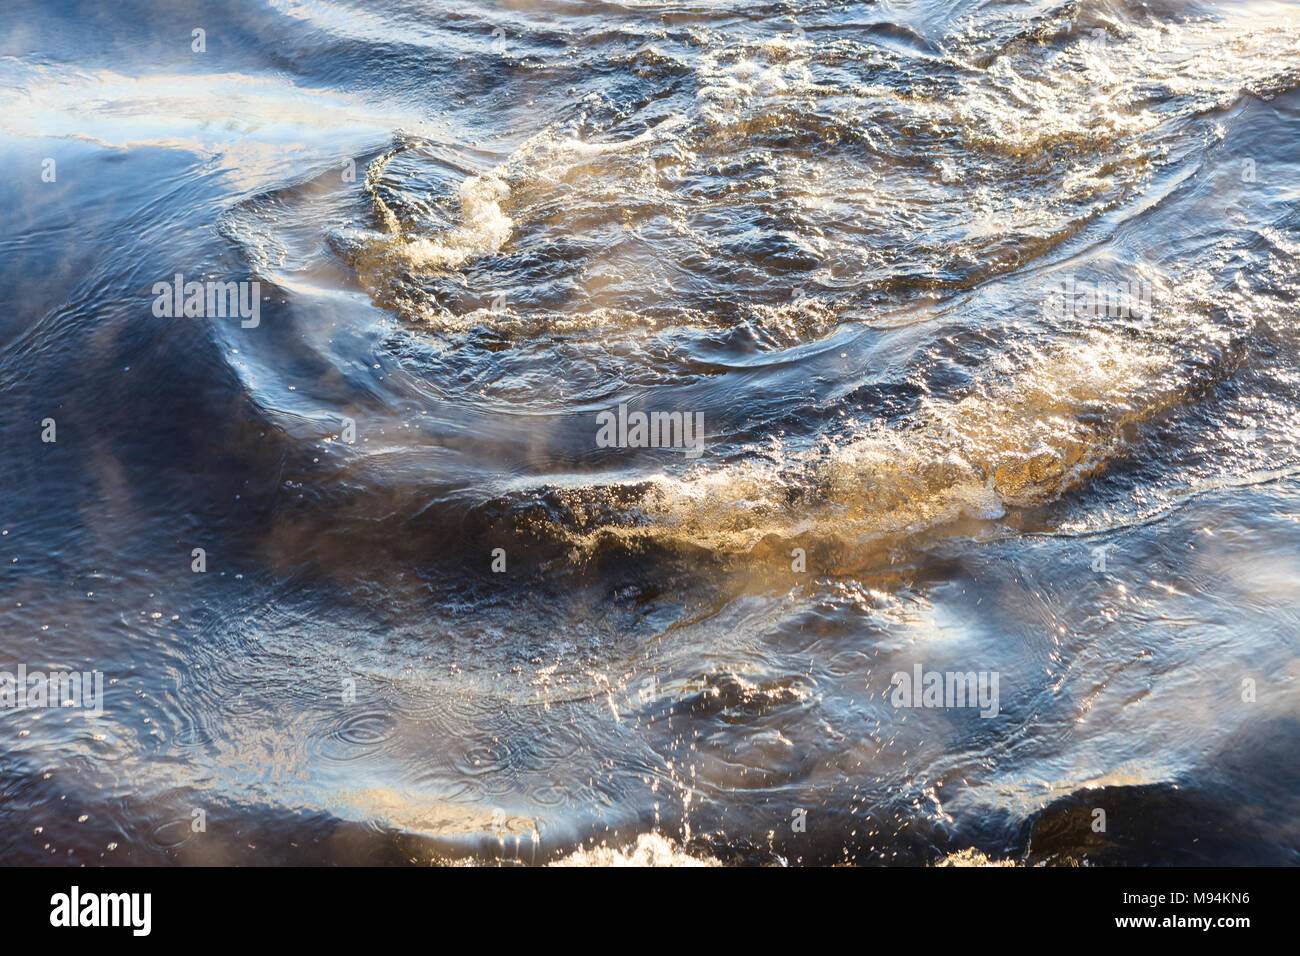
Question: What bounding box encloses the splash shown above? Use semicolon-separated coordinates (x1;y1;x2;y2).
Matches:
548;833;719;867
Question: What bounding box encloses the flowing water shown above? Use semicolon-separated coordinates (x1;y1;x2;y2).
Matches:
2;0;1300;865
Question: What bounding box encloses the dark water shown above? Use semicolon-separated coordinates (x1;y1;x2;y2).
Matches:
2;0;1299;865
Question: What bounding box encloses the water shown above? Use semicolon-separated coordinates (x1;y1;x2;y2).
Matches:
2;0;1299;865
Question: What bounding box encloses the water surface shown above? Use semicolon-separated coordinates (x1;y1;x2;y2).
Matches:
2;0;1299;864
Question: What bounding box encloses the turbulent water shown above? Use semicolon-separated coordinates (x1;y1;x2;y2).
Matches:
2;0;1299;865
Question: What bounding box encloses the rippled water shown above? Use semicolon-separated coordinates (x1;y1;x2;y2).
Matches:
2;0;1299;865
